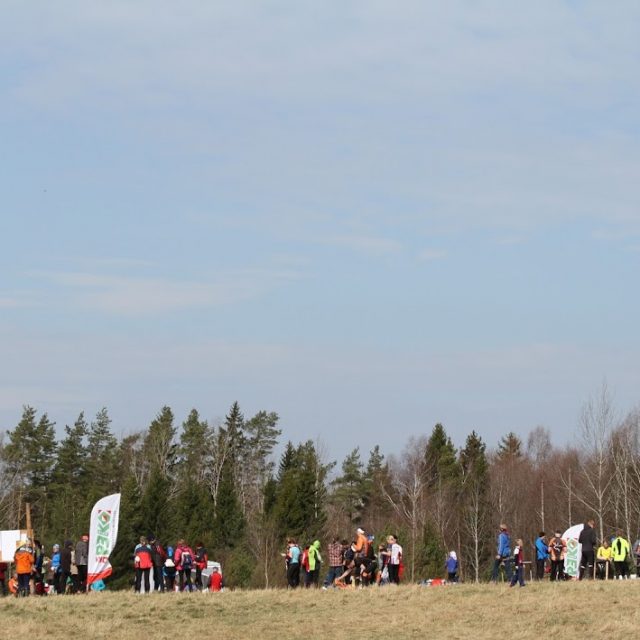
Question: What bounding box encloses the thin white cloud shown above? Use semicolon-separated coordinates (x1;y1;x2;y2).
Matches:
322;235;402;256
30;268;301;315
417;248;447;261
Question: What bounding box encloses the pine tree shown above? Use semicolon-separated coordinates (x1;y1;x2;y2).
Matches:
50;412;89;539
425;423;460;485
86;408;119;498
140;407;177;542
459;431;490;582
331;448;365;525
497;432;523;459
3;406;57;532
211;404;247;550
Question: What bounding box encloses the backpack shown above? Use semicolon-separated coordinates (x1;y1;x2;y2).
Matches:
552;539;563;558
181;550;193;569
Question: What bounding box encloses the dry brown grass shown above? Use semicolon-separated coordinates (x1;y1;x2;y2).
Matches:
1;581;640;640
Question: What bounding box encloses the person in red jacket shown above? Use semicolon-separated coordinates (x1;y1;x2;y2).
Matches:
174;540;196;592
134;536;154;594
209;566;223;592
194;542;208;590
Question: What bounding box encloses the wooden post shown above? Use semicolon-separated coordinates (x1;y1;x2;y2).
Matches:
26;502;33;543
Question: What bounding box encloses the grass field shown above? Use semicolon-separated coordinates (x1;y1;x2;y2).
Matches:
1;581;639;640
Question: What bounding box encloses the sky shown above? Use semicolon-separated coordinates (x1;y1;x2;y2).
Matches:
1;1;639;459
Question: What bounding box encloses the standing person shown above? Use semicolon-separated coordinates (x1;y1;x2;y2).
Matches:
387;535;402;585
611;530;630;579
14;541;34;597
509;539;526;588
75;535;89;593
323;537;344;589
134;536;153;593
446;551;458;583
377;543;389;585
535;532;549;581
548;531;566;581
175;539;195;592
300;544;310;587
596;539;612;580
491;524;512;583
149;537;166;592
70;548;79;593
307;540;322;588
285;539;301;588
59;540;73;595
578;519;597;580
33;540;45;592
50;544;61;592
194;542;208;590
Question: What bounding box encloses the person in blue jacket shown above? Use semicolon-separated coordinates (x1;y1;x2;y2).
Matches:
491;524;512;582
446;551;459;583
535;532;549;580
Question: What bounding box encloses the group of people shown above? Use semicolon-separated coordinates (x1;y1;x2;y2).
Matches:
492;519;640;587
282;528;405;589
131;536;222;594
0;537;89;597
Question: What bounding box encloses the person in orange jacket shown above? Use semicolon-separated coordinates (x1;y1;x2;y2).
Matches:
8;573;19;596
14;541;35;597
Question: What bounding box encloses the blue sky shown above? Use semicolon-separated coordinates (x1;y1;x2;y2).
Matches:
1;1;639;458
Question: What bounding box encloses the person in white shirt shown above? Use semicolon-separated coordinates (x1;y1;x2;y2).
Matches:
387;535;402;584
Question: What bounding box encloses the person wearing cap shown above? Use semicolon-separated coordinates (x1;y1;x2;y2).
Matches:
75;535;89;593
354;528;368;558
50;544;61;591
163;558;177;591
14;541;34;597
491;524;512;583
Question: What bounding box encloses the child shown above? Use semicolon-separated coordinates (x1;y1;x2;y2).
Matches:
446;551;458;583
510;539;526;587
8;573;19;596
163;558;177;592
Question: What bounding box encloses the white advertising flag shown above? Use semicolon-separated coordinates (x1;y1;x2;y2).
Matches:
562;523;584;579
87;493;121;586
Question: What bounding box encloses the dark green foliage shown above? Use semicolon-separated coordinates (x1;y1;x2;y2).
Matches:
497;432;523;460
331;447;365;524
109;474;143;589
212;460;245;548
49;412;89;539
425;423;460;485
273;440;332;541
3;406;57;531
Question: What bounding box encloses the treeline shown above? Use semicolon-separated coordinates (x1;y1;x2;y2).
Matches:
1;384;639;586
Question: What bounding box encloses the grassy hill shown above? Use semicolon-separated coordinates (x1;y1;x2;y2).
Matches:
1;582;639;639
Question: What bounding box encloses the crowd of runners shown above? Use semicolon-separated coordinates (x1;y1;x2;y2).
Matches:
2;517;639;596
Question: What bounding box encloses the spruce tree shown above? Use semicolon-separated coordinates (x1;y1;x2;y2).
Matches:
331;448;365;525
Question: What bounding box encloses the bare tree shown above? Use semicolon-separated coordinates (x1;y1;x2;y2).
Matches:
383;437;428;581
562;382;616;540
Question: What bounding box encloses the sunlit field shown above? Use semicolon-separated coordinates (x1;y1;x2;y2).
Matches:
1;581;639;640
